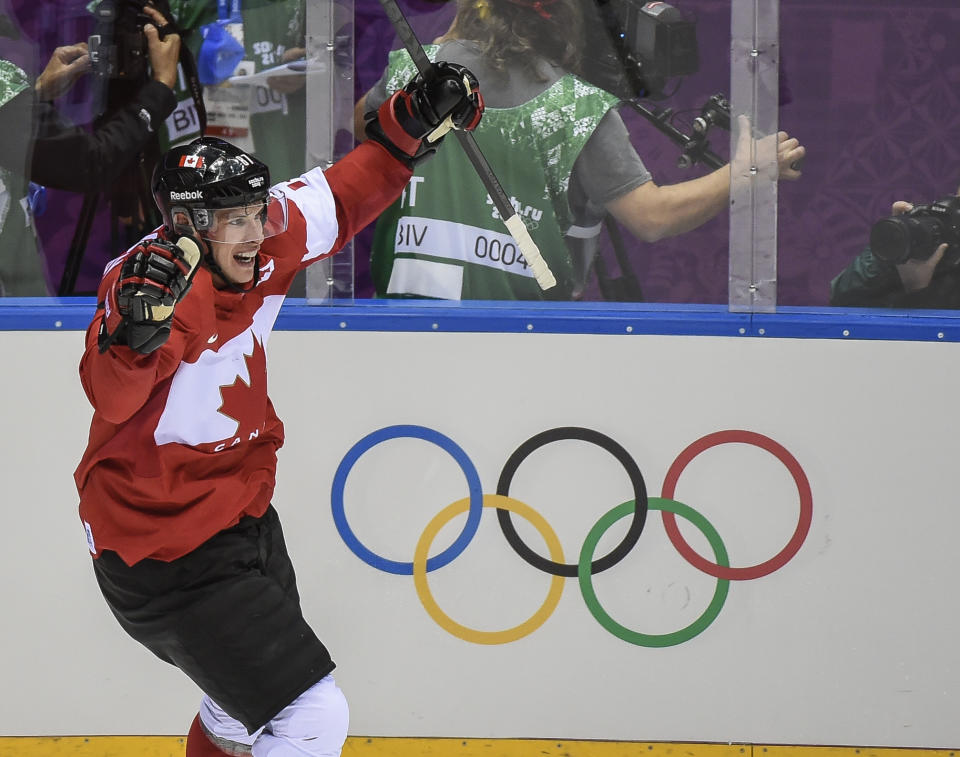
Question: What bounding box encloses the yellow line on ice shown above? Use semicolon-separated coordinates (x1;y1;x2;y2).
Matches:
0;738;955;757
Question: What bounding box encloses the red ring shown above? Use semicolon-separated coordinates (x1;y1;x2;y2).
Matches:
660;430;812;580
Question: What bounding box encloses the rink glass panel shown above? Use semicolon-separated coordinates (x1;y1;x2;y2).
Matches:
3;0;960;325
306;0;357;303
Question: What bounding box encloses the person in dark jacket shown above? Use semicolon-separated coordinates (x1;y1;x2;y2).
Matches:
830;184;960;309
0;4;179;294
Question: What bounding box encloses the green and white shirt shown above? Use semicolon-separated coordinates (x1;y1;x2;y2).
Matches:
0;59;47;295
368;45;639;301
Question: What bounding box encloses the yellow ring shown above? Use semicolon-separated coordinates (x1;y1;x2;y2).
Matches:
413;494;565;645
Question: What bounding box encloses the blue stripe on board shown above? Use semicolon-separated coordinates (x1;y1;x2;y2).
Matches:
2;297;960;342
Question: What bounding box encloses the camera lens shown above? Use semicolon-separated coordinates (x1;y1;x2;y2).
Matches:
870;218;911;264
871;213;945;264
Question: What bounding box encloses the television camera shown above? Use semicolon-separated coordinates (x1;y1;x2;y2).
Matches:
578;0;729;171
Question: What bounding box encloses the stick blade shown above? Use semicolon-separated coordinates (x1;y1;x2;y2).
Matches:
504;214;556;290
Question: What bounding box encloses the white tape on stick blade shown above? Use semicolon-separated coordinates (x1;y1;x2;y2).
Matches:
504;214;556;290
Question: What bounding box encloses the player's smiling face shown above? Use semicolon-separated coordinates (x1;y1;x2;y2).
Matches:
207;204;266;286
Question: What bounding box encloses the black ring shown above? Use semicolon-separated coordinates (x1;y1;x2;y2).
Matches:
496;427;648;577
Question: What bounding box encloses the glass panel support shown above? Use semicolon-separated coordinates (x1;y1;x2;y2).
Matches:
729;0;780;313
305;0;356;302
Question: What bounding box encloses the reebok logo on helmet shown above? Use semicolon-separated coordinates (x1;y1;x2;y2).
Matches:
170;190;204;201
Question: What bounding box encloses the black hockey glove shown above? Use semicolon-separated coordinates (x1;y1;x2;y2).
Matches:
98;236;203;354
365;61;484;168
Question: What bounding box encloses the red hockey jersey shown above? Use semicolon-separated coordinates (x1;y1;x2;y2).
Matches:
75;142;410;566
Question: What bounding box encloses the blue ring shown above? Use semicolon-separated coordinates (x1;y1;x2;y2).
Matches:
331;425;484;575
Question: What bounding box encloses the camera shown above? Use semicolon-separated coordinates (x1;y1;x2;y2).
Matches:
692;93;730;134
88;0;154;84
578;0;700;100
870;195;960;264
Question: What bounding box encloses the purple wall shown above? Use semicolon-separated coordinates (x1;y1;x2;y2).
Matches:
775;0;960;306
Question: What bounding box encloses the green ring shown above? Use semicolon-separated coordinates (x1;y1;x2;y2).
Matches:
578;497;730;647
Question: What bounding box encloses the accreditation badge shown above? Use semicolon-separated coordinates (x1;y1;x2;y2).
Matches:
203;60;255;153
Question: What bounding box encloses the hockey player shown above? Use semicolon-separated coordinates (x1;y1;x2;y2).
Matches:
74;62;482;757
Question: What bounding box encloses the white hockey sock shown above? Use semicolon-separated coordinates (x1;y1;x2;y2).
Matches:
251;675;349;757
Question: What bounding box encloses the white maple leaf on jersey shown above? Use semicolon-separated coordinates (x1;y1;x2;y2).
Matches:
154;295;284;447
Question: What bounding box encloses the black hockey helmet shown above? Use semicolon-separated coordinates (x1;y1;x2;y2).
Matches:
152;137;286;243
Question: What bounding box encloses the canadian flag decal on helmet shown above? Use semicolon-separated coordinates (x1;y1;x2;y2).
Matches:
179;155;205;168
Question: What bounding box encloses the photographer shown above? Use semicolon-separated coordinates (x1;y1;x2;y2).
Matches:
354;0;806;301
830;185;960;309
0;4;179;295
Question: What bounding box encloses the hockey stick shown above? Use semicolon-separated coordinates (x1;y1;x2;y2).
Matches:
376;0;557;290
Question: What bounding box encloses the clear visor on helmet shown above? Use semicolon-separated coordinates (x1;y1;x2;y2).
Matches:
189;194;288;244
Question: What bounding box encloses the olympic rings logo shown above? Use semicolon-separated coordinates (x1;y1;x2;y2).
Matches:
331;425;812;648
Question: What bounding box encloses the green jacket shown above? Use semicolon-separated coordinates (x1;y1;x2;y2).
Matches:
371;47;619;301
830;246;960;309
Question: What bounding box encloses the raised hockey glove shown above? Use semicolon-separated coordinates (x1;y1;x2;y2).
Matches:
98;236;203;354
365;61;484;168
